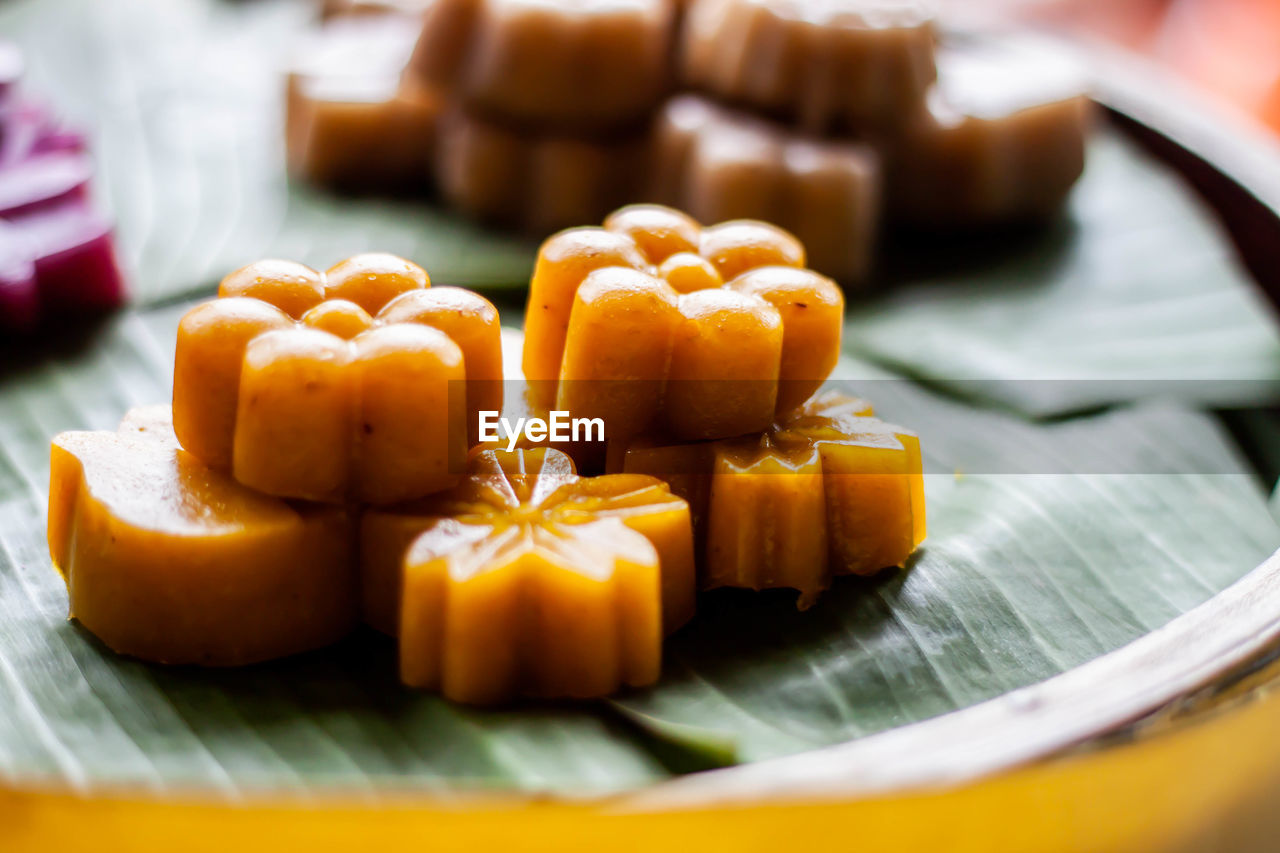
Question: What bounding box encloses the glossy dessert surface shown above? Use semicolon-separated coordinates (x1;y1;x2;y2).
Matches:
383;447;695;703
173;254;502;504
613;390;925;606
523;204;843;443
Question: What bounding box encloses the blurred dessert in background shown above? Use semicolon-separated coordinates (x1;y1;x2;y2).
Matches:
321;0;436;18
292;0;1095;286
285;13;438;192
413;0;672;231
680;0;939;134
886;33;1090;226
435;108;647;233
411;0;675;133
649;94;881;283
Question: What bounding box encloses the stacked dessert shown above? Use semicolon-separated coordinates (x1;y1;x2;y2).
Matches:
414;0;672;233
47;208;925;704
518;203;925;606
48;252;696;703
287;1;1091;286
285;13;439;193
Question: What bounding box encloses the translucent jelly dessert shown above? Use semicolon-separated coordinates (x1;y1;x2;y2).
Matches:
435;108;647;233
887;34;1091;226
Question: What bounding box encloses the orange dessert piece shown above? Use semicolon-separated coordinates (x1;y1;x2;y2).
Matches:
285;15;439;192
173;254;502;504
410;0;674;132
361;448;695;703
681;0;938;133
523;204;843;443
612;391;925;607
47;406;357;666
651;94;882;285
435;108;647;234
888;35;1091;226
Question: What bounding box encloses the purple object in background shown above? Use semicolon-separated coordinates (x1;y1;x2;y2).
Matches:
32;125;86;156
1;101;50;164
0;41;124;333
0;42;23;107
0;152;92;218
0;222;38;330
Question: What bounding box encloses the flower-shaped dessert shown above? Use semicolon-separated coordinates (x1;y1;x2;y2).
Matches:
409;0;675;132
651;94;882;284
366;447;695;703
523;204;843;442
435;108;647;234
48;406;357;666
173;254;503;504
611;391;925;607
887;34;1090;226
286;14;439;192
681;0;938;133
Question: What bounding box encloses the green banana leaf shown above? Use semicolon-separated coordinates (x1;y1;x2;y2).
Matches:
1;0;1279;801
846;132;1280;417
615;396;1276;761
1;303;1274;791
